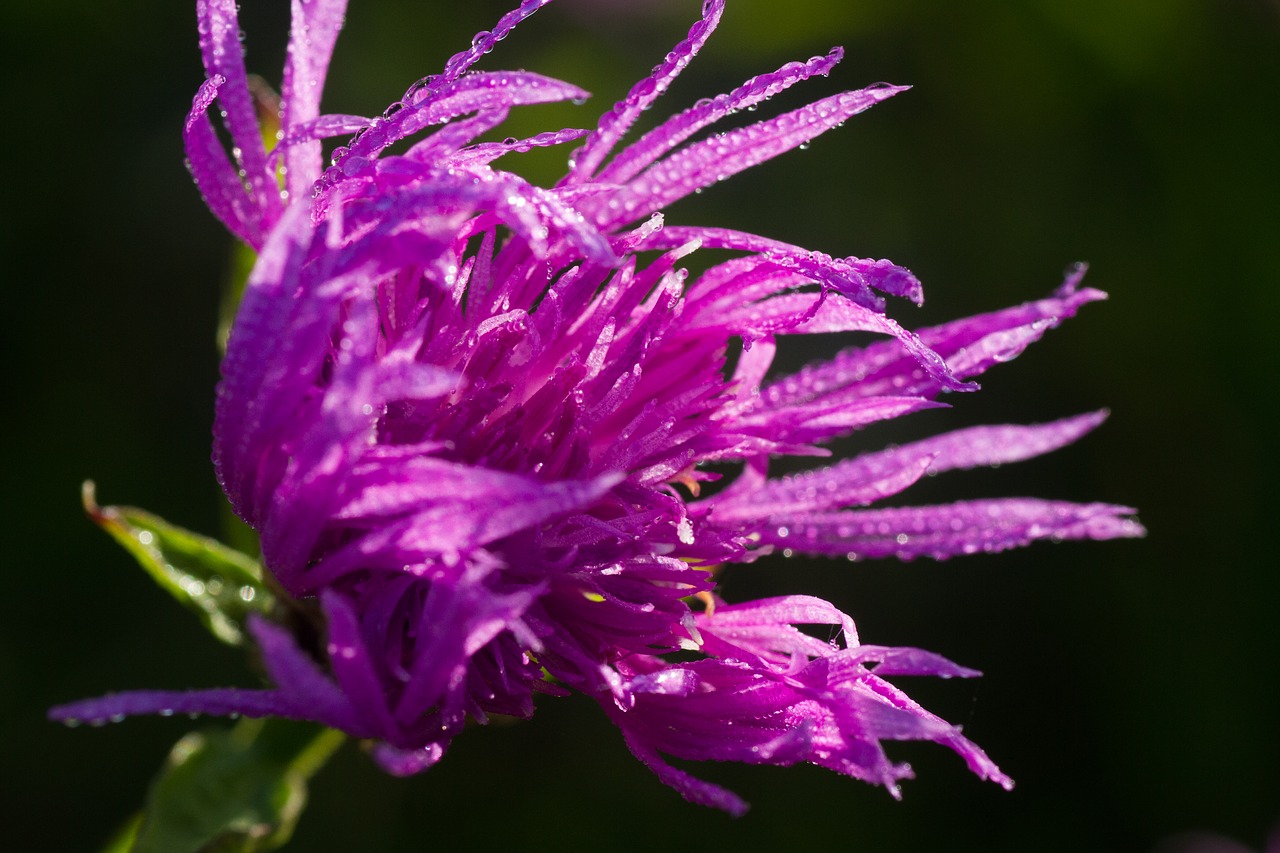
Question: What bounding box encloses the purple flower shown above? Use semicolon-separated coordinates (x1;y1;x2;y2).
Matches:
53;0;1143;814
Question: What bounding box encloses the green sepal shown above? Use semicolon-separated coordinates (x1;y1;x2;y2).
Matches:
83;482;273;646
124;718;344;853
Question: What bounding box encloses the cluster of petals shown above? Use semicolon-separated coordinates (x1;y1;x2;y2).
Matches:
52;0;1143;814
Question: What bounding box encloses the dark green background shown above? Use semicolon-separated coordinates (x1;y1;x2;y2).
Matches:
4;0;1277;850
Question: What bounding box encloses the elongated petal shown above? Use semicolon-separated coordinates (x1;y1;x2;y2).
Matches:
195;0;280;225
588;85;908;230
184;77;262;246
359;72;590;162
281;0;348;198
708;444;938;522
908;411;1110;474
758;499;1145;560
566;0;724;183
616;726;751;817
669;228;924;305
320;591;400;737
49;689;301;726
759;269;1105;413
599;48;845;185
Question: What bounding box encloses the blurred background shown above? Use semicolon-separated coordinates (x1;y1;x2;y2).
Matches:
3;0;1277;850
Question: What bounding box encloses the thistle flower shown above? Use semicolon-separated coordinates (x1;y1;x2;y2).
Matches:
52;0;1143;814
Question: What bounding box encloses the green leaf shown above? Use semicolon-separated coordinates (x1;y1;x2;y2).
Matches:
128;718;345;853
83;481;273;646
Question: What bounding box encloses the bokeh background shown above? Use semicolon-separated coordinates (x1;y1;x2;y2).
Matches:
4;0;1277;850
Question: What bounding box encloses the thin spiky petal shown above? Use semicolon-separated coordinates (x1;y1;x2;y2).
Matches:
195;0;282;227
280;0;350;198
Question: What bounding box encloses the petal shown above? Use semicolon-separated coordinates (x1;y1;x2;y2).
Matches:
760;499;1145;560
598;48;845;185
281;0;349;197
565;0;724;183
707;442;938;522
195;0;281;225
589;84;908;231
184;76;263;247
907;411;1110;475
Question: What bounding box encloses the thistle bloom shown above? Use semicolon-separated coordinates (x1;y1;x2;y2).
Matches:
53;0;1142;814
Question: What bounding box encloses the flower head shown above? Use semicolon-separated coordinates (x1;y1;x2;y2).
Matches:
53;0;1142;814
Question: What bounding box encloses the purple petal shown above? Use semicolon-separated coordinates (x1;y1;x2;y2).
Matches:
281;0;348;198
276;114;372;150
304;469;622;587
841;646;981;679
213;204;331;523
183;76;262;247
363;72;590;161
445;127;591;170
248;615;365;733
319;591;400;737
907;411;1110;475
732;395;945;449
616;727;751;817
751;272;1105;415
671;228;924;306
195;0;281;224
707;443;938;523
760;499;1145;560
566;0;725;183
371;742;446;777
598;48;845;185
49;688;299;726
436;0;555;86
391;581;543;725
588;84;908;230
